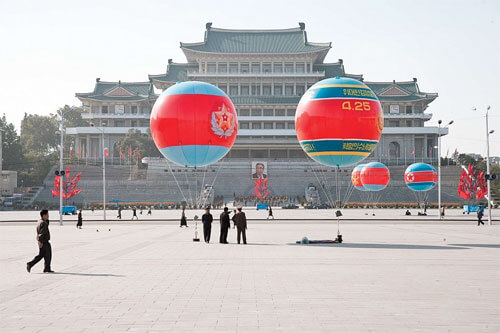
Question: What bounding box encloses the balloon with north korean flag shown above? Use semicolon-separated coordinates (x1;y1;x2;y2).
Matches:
360;162;390;191
150;81;238;168
351;164;367;191
295;77;383;167
404;163;437;191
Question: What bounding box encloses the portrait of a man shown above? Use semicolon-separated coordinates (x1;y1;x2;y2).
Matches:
251;162;267;179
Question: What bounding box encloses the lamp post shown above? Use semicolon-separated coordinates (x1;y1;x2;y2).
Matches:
473;106;494;225
485;106;493;225
91;123;106;221
58;114;64;226
438;119;453;220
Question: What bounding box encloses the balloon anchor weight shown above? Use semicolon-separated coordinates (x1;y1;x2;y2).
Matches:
335;210;343;243
193;218;200;242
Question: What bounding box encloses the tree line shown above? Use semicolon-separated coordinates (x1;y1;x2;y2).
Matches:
1;105;160;187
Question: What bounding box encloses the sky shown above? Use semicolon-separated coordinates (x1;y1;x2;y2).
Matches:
0;0;499;156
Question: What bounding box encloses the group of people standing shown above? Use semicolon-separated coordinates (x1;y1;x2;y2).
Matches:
199;206;247;244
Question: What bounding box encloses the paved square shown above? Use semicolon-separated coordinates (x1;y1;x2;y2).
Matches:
1;210;499;332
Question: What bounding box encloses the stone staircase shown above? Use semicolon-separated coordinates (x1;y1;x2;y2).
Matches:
21;186;44;207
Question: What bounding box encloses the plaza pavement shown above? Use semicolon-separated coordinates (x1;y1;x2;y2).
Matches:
1;209;499;332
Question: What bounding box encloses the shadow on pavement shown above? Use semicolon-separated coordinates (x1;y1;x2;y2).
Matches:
448;244;500;248
289;243;469;250
52;272;124;277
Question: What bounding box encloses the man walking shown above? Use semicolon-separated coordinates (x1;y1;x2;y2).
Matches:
27;209;54;273
219;207;231;244
202;207;213;243
76;209;83;229
232;206;247;244
267;206;274;220
132;207;138;220
477;209;484;226
117;207;122;220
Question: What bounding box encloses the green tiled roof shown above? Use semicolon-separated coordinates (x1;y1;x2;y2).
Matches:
314;62;344;78
181;26;331;54
76;81;156;101
365;80;437;103
231;96;300;105
149;63;192;83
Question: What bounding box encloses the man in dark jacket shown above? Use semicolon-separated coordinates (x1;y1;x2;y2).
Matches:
202;207;213;243
232;206;247;244
219;207;231;244
27;209;54;273
477;209;484;226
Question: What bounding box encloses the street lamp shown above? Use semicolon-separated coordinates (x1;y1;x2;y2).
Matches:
56;113;64;226
91;122;106;221
438;119;453;220
473;106;494;225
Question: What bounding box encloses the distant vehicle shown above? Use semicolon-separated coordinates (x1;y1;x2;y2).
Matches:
3;197;14;206
62;206;78;215
256;203;269;210
305;203;330;209
462;205;484;214
281;203;299;209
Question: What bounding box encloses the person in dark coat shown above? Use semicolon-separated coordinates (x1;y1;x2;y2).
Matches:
477;209;484;226
147;206;152;215
76;209;83;229
180;206;188;227
267;206;274;220
232;206;247;244
202;207;213;243
26;209;54;273
132;207;138;220
219;207;231;244
117;207;122;219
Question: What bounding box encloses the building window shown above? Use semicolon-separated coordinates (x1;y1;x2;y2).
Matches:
275;122;285;129
406;105;413;114
285;85;294;96
251;63;260;73
263;63;272;73
218;84;228;94
92;106;100;113
229;85;238;95
275;109;285;116
264;122;273;129
250;150;268;158
274;63;282;73
252;123;262;129
263;109;273;116
207;63;216;73
274;85;282;96
131;106;137;114
415;105;422;113
286;109;295;116
141;107;149;114
218;63;227;73
251;109;262;116
263;85;271;96
240;63;249;73
296;64;305;73
101;120;108;127
406;120;412;127
285;63;294;73
102;106;108;114
131;120;137;127
114;120;124;127
239;109;250;116
389;105;400;114
251;84;259;96
296;85;305;96
388;120;399;127
287;122;295;129
240;122;249;129
389;142;400;158
229;63;238;73
241;85;249;95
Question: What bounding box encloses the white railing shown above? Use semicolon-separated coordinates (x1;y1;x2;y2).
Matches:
188;71;325;77
82;113;150;119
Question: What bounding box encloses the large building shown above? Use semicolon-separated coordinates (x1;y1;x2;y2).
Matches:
148;23;445;163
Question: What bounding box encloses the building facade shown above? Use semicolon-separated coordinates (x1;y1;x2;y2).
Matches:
66;79;157;160
149;23;445;164
69;23;446;164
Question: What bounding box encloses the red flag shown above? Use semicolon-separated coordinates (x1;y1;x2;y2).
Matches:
104;148;109;158
69;145;74;158
409;149;415;158
120;148;124;159
136;149;141;160
128;146;133;157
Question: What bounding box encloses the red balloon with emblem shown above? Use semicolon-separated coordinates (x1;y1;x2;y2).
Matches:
360;162;390;191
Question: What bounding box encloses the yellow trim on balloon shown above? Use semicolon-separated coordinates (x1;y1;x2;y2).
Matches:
309;151;371;156
313;84;367;89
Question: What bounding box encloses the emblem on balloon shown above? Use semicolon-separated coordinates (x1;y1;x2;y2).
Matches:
211;104;235;138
